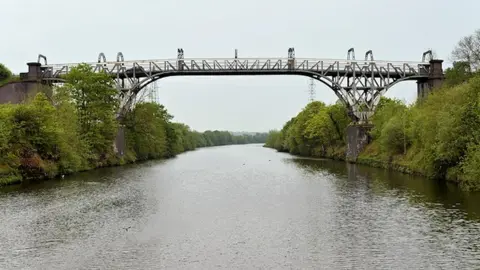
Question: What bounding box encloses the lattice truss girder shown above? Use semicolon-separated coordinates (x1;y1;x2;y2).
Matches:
42;57;429;121
318;62;407;123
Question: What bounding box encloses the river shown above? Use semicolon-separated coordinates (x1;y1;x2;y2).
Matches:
1;144;480;269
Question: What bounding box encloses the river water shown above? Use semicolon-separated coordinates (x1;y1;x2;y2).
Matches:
1;144;480;269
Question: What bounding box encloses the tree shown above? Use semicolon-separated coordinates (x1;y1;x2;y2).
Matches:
125;102;169;160
265;101;350;157
452;29;480;71
326;103;350;142
265;130;280;148
53;86;89;173
378;112;411;155
62;64;119;164
444;61;474;87
0;63;12;83
8;93;62;180
371;97;407;140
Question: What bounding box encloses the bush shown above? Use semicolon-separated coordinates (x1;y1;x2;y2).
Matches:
264;101;350;157
460;144;480;190
379;117;405;155
0;63;12;82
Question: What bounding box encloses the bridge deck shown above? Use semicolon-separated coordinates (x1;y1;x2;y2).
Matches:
42;58;430;80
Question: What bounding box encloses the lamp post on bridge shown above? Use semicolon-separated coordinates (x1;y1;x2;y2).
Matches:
177;48;184;71
288;48;295;70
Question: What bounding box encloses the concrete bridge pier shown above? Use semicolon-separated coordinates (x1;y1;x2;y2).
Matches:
0;62;50;104
346;124;372;162
114;113;127;156
114;125;126;156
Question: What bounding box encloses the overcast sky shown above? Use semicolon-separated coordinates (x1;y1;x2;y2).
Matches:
1;0;476;132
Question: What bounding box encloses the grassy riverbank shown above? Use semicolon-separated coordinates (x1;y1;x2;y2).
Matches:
0;64;267;186
265;60;480;191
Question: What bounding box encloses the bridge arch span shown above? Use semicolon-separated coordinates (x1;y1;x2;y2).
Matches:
376;75;426;95
130;70;344;95
367;75;430;108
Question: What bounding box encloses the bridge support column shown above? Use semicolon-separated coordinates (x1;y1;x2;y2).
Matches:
346;124;372;162
114;125;126;156
0;62;52;104
417;59;444;100
26;62;42;81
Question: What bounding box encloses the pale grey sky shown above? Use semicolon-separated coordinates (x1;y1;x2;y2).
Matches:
1;0;476;132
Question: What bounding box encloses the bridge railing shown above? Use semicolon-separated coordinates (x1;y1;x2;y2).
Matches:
42;58;430;79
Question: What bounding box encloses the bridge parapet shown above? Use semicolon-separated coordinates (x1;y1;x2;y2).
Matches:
43;58;429;78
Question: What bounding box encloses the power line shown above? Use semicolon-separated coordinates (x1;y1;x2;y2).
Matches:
134;80;160;105
308;78;316;102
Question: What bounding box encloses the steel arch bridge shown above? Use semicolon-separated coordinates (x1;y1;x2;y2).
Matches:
39;48;436;123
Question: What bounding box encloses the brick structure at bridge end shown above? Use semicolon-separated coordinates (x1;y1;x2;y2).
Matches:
0;62;52;104
346;124;372;163
417;59;445;100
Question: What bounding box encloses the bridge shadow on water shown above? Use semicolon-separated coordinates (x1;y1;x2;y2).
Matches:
286;157;480;221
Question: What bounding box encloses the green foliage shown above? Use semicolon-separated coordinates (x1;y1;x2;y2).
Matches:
369;99;411;156
451;29;480;70
0;93;63;181
0;105;19;182
378;111;410;155
62;64;119;165
124;102;169;160
199;130;267;147
265;101;350;157
460;144;480;190
170;123;194;154
407;76;480;179
268;69;480;190
52;86;90;173
0;64;124;185
444;61;475;87
265;130;280;148
0;90;268;186
362;72;480;189
0;63;12;83
371;97;407;140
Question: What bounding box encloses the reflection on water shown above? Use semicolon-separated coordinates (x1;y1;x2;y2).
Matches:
289;157;480;268
289;157;480;220
1;145;480;269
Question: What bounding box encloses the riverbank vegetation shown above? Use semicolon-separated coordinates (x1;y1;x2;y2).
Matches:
0;63;19;87
264;101;350;160
0;63;267;186
359;64;480;191
266;30;480;191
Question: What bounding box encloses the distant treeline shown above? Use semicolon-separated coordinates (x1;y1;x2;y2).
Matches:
194;130;268;147
0;63;266;186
